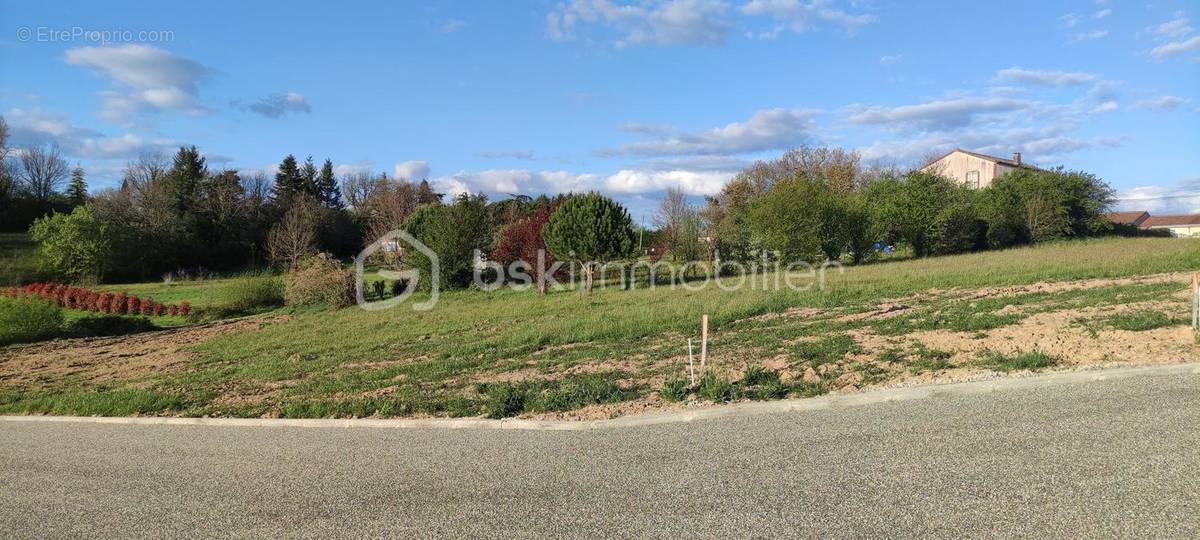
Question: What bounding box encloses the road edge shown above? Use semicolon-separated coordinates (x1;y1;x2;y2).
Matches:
3;362;1198;431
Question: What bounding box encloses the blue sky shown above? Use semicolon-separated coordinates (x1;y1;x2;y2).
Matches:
1;0;1197;218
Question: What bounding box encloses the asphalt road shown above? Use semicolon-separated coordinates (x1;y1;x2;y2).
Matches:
2;369;1198;538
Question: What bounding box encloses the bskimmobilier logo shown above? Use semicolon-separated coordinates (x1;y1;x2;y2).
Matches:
354;230;438;311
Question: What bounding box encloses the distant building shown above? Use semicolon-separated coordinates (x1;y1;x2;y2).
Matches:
920;148;1041;189
1103;211;1150;228
1140;214;1200;238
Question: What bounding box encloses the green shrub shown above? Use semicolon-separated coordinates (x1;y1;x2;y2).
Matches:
227;274;285;312
742;365;781;386
284;253;353;308
28;206;111;283
696;373;739;403
1102;310;1177;332
659;377;690;402
0;295;65;346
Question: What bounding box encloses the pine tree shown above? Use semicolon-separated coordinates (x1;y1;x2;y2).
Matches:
316;158;341;207
299;156;319;198
272;154;302;201
167;146;206;214
66;165;89;207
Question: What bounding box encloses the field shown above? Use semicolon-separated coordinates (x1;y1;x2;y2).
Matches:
1;237;1198;419
0;233;40;287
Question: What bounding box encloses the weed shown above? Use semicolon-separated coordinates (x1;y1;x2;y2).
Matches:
908;342;954;373
659;377;690;402
695;373;739;403
792;334;859;367
977;350;1059;372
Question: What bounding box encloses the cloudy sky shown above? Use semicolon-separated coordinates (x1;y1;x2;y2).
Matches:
1;0;1197;217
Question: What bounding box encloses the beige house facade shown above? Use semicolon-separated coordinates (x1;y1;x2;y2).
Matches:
1141;215;1200;238
920;149;1038;189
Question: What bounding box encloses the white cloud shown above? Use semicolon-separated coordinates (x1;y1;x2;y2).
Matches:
441;19;467;33
740;0;875;36
394;160;431;180
5;106;175;160
240;92;311;118
1133;95;1186;111
603;108;819;156
1146;12;1193;39
1115;179;1200;214
430;167;730;198
1070;29;1108;42
1151;34;1200;60
63;44;211;122
846;96;1031;131
1147;12;1200;60
476;150;536;160
857;127;1119;165
1092;9;1111;20
604;168;729;194
878;54;901;65
545;0;873;47
334;162;372;177
994;67;1100;87
546;0;731;47
1090;100;1118;114
1061;13;1081;28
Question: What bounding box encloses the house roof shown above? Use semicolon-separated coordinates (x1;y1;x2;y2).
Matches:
1142;214;1200;228
920;148;1044;172
1104;211;1150;226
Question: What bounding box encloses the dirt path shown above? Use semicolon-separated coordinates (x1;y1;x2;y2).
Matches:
0;317;287;386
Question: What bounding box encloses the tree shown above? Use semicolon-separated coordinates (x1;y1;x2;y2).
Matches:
745;177;829;263
542;192;636;293
0;115;11;209
864;171;978;257
267;196;318;269
402;193;492;289
29;206;111;283
16;144;69;203
491;199;559;293
66;165;88;207
653;186;691;261
299;156;319;198
316;158;341;207
165;146;206;214
342;171;384;208
976;168;1115;247
272;154;303;202
843;193;880;264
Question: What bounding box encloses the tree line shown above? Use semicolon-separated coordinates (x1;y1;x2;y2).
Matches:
5;115;1118;289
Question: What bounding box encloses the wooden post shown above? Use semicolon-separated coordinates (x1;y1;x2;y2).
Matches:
687;339;696;386
700;314;709;377
1193;272;1198;330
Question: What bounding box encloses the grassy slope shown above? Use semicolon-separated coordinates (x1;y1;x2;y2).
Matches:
4;237;1200;417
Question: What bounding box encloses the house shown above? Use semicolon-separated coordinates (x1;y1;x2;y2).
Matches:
920;149;1041;189
1104;211;1150;228
1140;214;1200;238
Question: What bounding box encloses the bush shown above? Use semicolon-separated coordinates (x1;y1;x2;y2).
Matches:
976;169;1116;248
659;377;690;402
65;314;156;339
402;193;492;291
28;206;112;283
746;177;829;263
226;274;285;312
0;295;65;346
284;253;353;308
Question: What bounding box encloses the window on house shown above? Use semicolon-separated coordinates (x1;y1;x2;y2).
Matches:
965;170;980;189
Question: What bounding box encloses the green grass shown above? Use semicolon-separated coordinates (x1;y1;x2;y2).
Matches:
5;237;1199;418
0;233;41;287
977;350;1060;372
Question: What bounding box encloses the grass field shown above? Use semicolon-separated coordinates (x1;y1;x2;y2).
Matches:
2;237;1198;419
0;233;40;287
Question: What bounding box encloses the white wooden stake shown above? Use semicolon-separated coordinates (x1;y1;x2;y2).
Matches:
687;338;696;386
1193;273;1198;330
700;314;709;377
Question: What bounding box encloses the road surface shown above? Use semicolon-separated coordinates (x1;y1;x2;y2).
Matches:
2;367;1198;538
